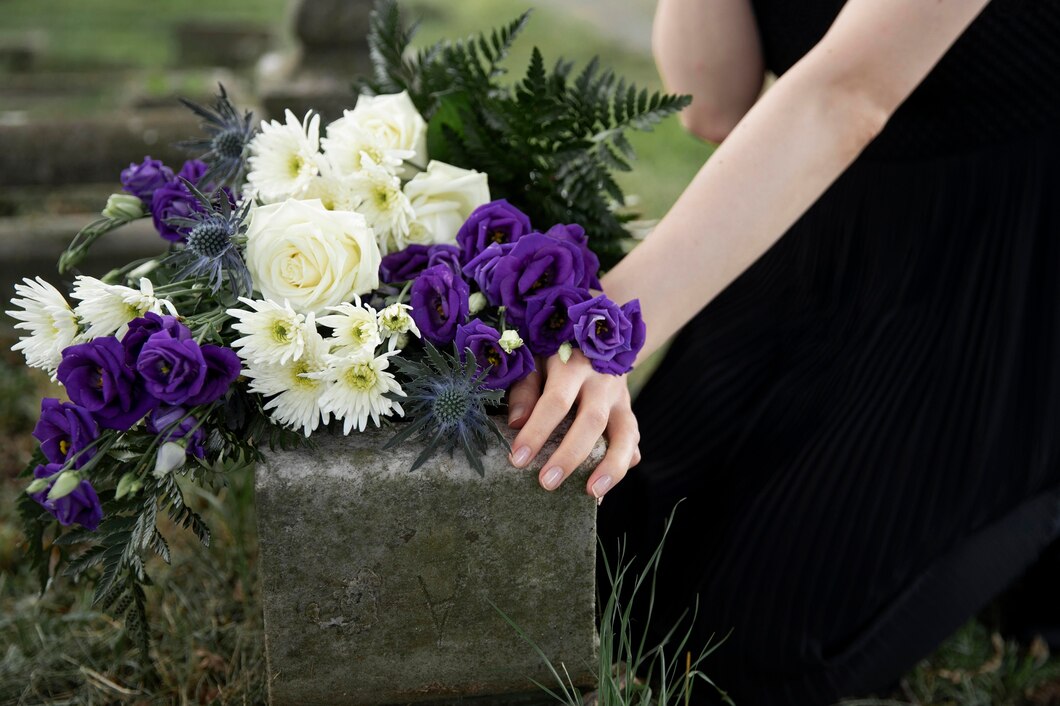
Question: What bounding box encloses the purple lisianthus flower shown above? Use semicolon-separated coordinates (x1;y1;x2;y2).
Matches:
456;199;533;266
121;157;174;201
57;337;157;431
29;463;103;530
148;406;207;459
177;159;209;184
569;295;646;375
380;244;461;283
455;319;535;389
185;344;241;406
522;285;593;357
486;232;592;324
409;264;470;345
543;223;602;290
380;244;430;283
462;242;514;300
32;398;99;469
122;313;192;366
151;179;205;243
136;331;208;405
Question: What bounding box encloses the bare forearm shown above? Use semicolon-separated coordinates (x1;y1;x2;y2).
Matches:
605;0;990;361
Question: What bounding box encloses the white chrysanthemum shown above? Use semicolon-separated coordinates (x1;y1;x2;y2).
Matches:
6;277;81;374
71;276;177;340
321;125;409;177
377;302;420;342
301;168;360;213
317;298;382;357
226;297;317;366
321;91;426;179
347;159;415;255
313;351;405;434
244;329;330;436
247;110;323;203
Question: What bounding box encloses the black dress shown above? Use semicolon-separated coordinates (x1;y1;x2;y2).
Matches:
598;1;1060;703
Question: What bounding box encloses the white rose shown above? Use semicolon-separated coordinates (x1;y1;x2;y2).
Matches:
322;91;427;178
403;161;490;246
245;199;381;315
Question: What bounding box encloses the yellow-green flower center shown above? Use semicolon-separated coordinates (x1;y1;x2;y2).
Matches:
291;361;318;390
344;362;377;391
288;154;305;178
271;320;292;343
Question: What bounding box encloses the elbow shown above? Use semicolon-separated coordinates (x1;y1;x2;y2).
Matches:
678;104;745;144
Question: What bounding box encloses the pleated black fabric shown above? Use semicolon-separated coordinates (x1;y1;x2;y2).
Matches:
597;2;1060;704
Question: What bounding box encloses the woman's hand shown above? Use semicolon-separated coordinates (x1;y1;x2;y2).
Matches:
506;350;641;499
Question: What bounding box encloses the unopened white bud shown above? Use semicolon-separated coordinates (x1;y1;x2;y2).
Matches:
498;329;523;354
102;193;145;221
468;292;487;315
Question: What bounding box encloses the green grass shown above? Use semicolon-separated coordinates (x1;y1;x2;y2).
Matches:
0;0;288;70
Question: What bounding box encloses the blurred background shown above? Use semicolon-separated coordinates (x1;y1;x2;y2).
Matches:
1;1;1057;704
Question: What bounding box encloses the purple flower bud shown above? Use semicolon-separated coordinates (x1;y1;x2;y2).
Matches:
32;398;99;469
569;295;646;375
409;264;470;346
57;337;157;431
522;285;593;357
120;157;174;201
456;199;533;266
29;463;103;530
136;331;208;406
148;405;207;459
455;319;534;389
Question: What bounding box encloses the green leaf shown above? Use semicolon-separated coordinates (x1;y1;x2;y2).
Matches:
426;91;471;164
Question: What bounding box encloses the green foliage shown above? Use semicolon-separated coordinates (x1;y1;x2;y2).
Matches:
359;0;691;269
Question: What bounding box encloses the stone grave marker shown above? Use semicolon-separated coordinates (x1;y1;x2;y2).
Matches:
256;417;603;705
260;0;375;122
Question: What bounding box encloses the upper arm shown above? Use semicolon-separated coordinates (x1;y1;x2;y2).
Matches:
800;0;991;121
652;0;766;143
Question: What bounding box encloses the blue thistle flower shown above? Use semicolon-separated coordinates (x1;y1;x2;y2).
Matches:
163;179;253;297
385;343;508;476
178;84;256;189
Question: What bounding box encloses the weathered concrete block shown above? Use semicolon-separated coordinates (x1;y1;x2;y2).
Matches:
256;417;603;705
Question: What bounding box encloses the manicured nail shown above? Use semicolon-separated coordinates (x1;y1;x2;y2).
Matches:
511;446;532;467
591;475;613;498
508;406;525;425
542;466;563;490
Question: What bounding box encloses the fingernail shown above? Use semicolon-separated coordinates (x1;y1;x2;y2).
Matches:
591;475;613;498
511;446;532;467
542;466;563;490
508;406;525;425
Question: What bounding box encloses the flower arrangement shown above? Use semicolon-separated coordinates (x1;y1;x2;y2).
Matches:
10;0;687;658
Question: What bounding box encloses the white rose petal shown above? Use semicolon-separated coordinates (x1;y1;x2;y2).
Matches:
244;198;381;314
403;161;490;246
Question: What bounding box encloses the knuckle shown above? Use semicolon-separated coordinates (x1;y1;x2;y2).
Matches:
581;404;611;428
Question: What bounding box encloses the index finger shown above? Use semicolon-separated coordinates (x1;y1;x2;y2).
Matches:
509;356;584;468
